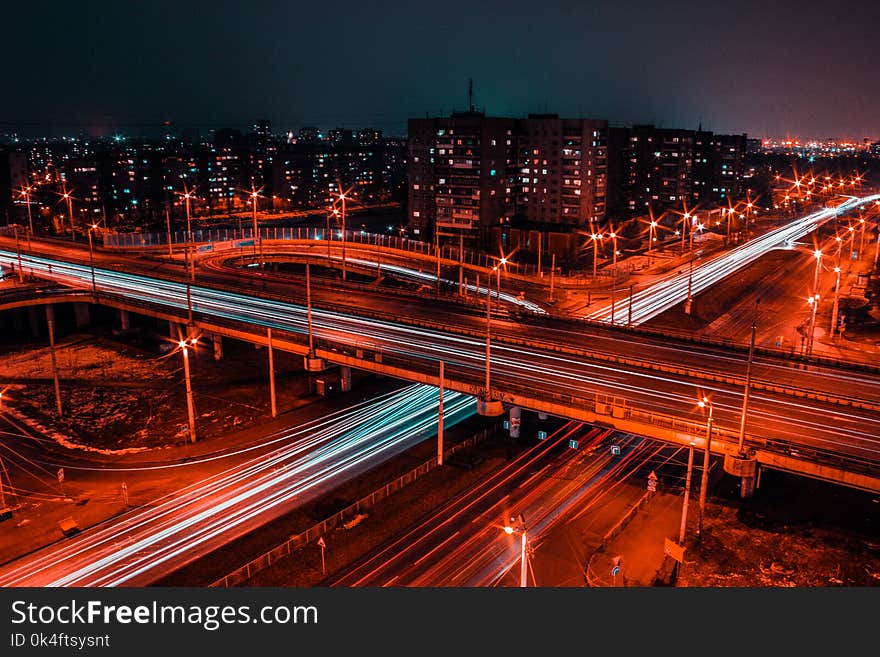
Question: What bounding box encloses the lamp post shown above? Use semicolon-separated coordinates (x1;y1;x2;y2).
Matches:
87;223;98;294
250;185;263;265
697;396;714;540
503;514;528;587
830;266;842;338
14;225;23;283
178;337;198;443
61;188;75;241
680;212;690;254
737;299;759;454
590;232;602;278
678;441;696;546
648;220;657;262
20;185;34;235
181;185;196;282
806;295;820;357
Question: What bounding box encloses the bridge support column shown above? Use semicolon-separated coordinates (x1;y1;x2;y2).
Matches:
508;406;521;438
477;398;504;417
213;334;223;361
724;453;758;499
119;309;131;331
305;356;325;372
74;303;90;328
340;366;352;392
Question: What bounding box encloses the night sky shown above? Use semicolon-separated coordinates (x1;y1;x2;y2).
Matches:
2;0;878;139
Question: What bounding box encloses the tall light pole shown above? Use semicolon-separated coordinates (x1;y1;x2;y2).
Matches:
697;396;714;540
737;299;759;454
61;187;75;242
179;184;196;282
590;232;601;278
250;185;263;266
179;337;197;443
503;514;528;587
609;230;618;268
830;266;842;338
20;185;34;235
806;294;821;357
13;225;23;283
306;263;316;360
678;441;696;546
437;360;445;466
680;212;690;254
87;223;98;294
648;220;657;262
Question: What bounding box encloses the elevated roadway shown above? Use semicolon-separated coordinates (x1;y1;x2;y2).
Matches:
2;240;880;493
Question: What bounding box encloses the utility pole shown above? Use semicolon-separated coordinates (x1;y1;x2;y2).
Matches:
737;299;759;454
267;327;277;418
549;253;556;303
697;398;714;539
537;232;542;278
180;339;197;443
830;266;842;338
458;231;464;295
306;263;315;358
45;305;63;417
435;226;441;296
166;206;173;258
437;360;445;466
485;271;492;400
14;225;23;283
678;441;696;545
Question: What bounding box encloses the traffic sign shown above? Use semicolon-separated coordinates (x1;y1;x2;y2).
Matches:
611;565;621;577
647;470;658;492
317;536;326;549
57;468;64;483
537;430;547;440
568;439;579;450
611;445;621;455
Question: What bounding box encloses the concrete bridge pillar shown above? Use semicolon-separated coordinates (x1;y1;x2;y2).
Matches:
305;356;325;372
340;366;352;392
724;453;758;499
74;303;90;328
213;334;223;361
119;309;131;331
477;398;504;417
508;406;521;438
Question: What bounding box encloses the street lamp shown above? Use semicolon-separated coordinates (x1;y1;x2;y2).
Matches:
697;396;714;539
648;220;657;261
590;232;602;278
830;266;842;338
178;337;198;443
87;223;98;294
249;185;263;266
609;230;618;268
60;186;75;241
19;185;35;235
503;513;528;587
806;294;821;357
178;184;197;282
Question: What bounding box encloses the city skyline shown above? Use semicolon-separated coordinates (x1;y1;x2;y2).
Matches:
2;1;879;140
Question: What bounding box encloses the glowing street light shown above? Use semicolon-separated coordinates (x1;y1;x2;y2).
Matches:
503;513;529;587
830;266;842;338
249;184;264;265
590;232;602;278
59;184;75;241
806;295;821;357
87;223;99;294
178;337;198;443
19;185;35;235
648;219;658;259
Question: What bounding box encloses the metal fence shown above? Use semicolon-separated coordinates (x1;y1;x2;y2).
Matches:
209;423;500;588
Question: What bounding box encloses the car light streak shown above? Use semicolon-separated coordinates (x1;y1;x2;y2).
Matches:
585;194;880;325
0;384;474;586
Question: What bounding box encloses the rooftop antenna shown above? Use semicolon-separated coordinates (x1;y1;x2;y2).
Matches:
468;79;474;113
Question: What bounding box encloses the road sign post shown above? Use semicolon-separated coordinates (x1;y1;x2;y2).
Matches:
57;467;66;497
647;470;658;492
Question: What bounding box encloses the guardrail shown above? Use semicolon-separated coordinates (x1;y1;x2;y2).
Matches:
209;423;501;587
